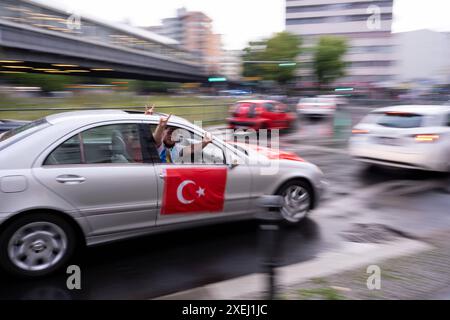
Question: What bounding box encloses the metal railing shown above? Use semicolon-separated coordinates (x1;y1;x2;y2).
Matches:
0;103;233;124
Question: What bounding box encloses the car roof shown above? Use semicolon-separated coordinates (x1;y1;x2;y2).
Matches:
45;109;192;126
372;105;450;115
236;100;278;104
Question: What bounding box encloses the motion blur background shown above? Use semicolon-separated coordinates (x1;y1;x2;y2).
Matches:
1;0;450;122
0;0;450;300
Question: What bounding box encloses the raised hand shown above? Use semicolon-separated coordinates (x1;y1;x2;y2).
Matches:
145;104;155;115
202;131;213;145
159;114;172;128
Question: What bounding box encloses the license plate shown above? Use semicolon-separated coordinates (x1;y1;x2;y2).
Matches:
377;137;401;146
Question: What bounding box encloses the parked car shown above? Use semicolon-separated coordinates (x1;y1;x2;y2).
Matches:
297;97;337;117
227;100;297;130
0;119;29;133
0;110;326;277
349;105;450;172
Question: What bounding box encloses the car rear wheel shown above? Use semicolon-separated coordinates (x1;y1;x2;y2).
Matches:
0;213;76;278
277;180;312;224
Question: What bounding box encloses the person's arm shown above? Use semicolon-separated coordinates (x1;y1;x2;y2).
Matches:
153;114;171;148
145;105;171;148
181;132;213;157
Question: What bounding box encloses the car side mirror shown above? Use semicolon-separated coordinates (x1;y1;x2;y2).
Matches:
229;158;239;169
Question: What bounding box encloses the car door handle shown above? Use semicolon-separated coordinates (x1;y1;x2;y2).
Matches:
56;175;86;184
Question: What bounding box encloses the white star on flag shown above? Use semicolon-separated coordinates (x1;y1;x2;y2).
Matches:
196;187;205;197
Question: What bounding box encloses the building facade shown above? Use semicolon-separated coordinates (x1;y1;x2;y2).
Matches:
220;50;243;81
285;0;396;85
394;30;450;84
146;8;223;75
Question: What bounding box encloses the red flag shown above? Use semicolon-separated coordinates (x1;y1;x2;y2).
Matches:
161;167;227;215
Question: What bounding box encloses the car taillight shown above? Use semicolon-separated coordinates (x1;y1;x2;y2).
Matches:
352;129;370;134
414;134;440;142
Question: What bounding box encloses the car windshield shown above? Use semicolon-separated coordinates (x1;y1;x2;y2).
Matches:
376;112;423;128
0;118;50;146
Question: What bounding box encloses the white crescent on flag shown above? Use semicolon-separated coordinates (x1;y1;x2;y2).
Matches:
176;180;196;204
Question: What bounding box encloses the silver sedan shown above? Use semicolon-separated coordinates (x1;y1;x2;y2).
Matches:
0;110;326;277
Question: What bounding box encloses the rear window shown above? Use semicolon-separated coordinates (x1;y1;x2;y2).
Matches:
376;113;423;128
234;102;255;110
0;118;49;147
233;103;257;116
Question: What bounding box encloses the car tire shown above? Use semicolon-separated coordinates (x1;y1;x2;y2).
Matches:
0;213;76;278
276;179;313;224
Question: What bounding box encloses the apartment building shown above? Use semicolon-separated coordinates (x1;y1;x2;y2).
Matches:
285;0;396;85
146;8;223;75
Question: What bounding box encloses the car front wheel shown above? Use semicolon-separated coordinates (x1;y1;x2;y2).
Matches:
0;213;76;278
277;180;313;224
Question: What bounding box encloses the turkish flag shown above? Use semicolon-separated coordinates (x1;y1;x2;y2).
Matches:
161;167;228;215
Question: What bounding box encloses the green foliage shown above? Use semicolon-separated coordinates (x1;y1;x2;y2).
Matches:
242;32;301;84
0;73;77;92
313;36;348;86
263;32;302;84
128;80;180;94
242;44;267;78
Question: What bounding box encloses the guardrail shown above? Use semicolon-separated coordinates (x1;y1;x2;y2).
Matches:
0;103;233;124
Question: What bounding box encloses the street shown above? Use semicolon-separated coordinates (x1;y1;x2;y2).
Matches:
0;106;448;300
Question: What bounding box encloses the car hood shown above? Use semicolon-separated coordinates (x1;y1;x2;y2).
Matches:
229;141;306;163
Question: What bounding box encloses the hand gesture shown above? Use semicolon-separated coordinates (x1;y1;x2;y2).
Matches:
145;104;155;115
203;131;213;145
159;114;172;128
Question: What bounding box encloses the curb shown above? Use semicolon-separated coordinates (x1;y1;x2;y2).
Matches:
154;238;432;300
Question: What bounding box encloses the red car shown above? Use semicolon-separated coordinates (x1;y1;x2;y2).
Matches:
227;100;297;130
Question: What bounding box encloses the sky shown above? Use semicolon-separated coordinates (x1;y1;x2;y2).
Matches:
41;0;450;50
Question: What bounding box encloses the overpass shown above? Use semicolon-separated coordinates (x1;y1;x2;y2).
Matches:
0;0;206;82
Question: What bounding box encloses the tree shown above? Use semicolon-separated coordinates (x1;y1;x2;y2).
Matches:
263;32;302;84
242;41;267;79
242;32;301;84
313;36;348;86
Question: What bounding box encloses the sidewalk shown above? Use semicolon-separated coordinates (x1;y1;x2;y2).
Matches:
156;235;433;300
266;230;450;300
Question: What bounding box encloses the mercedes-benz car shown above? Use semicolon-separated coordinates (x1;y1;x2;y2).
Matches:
0;110;325;277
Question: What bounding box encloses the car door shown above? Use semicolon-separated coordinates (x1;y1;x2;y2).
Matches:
144;122;252;226
32;122;160;236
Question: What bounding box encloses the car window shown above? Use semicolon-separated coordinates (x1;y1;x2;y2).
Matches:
0;118;49;143
376;113;423;128
45;134;82;165
264;103;275;112
275;103;288;113
360;112;383;124
44;124;144;165
158;127;225;165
